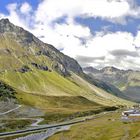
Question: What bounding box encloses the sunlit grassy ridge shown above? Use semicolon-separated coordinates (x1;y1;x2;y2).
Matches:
0;70;133;106
1;71;86;96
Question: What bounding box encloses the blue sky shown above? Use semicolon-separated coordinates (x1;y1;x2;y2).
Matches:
0;0;39;13
0;0;140;70
1;0;139;35
75;17;140;36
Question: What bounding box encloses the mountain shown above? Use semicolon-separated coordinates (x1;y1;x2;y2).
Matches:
83;67;100;73
0;18;133;111
84;66;140;102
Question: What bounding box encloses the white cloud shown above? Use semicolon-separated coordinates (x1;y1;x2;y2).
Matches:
35;0;140;24
0;13;5;19
4;3;33;30
6;3;17;11
6;3;23;27
20;2;32;14
66;31;135;59
55;23;91;38
32;21;140;70
78;31;139;69
6;3;26;28
134;31;140;47
31;20;91;57
1;0;140;70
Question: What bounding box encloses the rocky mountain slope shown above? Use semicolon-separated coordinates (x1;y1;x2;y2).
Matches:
84;66;140;102
0;18;133;108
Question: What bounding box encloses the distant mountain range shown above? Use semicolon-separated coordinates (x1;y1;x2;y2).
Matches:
83;66;140;102
0;18;133;109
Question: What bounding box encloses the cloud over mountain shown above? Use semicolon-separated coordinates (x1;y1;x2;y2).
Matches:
0;0;140;70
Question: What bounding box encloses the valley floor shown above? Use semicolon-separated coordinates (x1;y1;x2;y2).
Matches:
2;110;140;140
48;111;140;140
0;94;135;140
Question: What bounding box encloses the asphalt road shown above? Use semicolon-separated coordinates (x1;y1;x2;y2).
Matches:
0;119;84;138
0;110;115;138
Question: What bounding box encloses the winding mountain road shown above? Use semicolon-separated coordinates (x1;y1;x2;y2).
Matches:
0;110;115;139
0;119;84;138
15;126;70;140
31;118;44;127
0;105;22;116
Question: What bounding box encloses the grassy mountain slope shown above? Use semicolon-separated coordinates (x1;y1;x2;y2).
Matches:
0;18;133;109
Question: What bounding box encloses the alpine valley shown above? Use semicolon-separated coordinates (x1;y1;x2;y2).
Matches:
0;18;135;140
